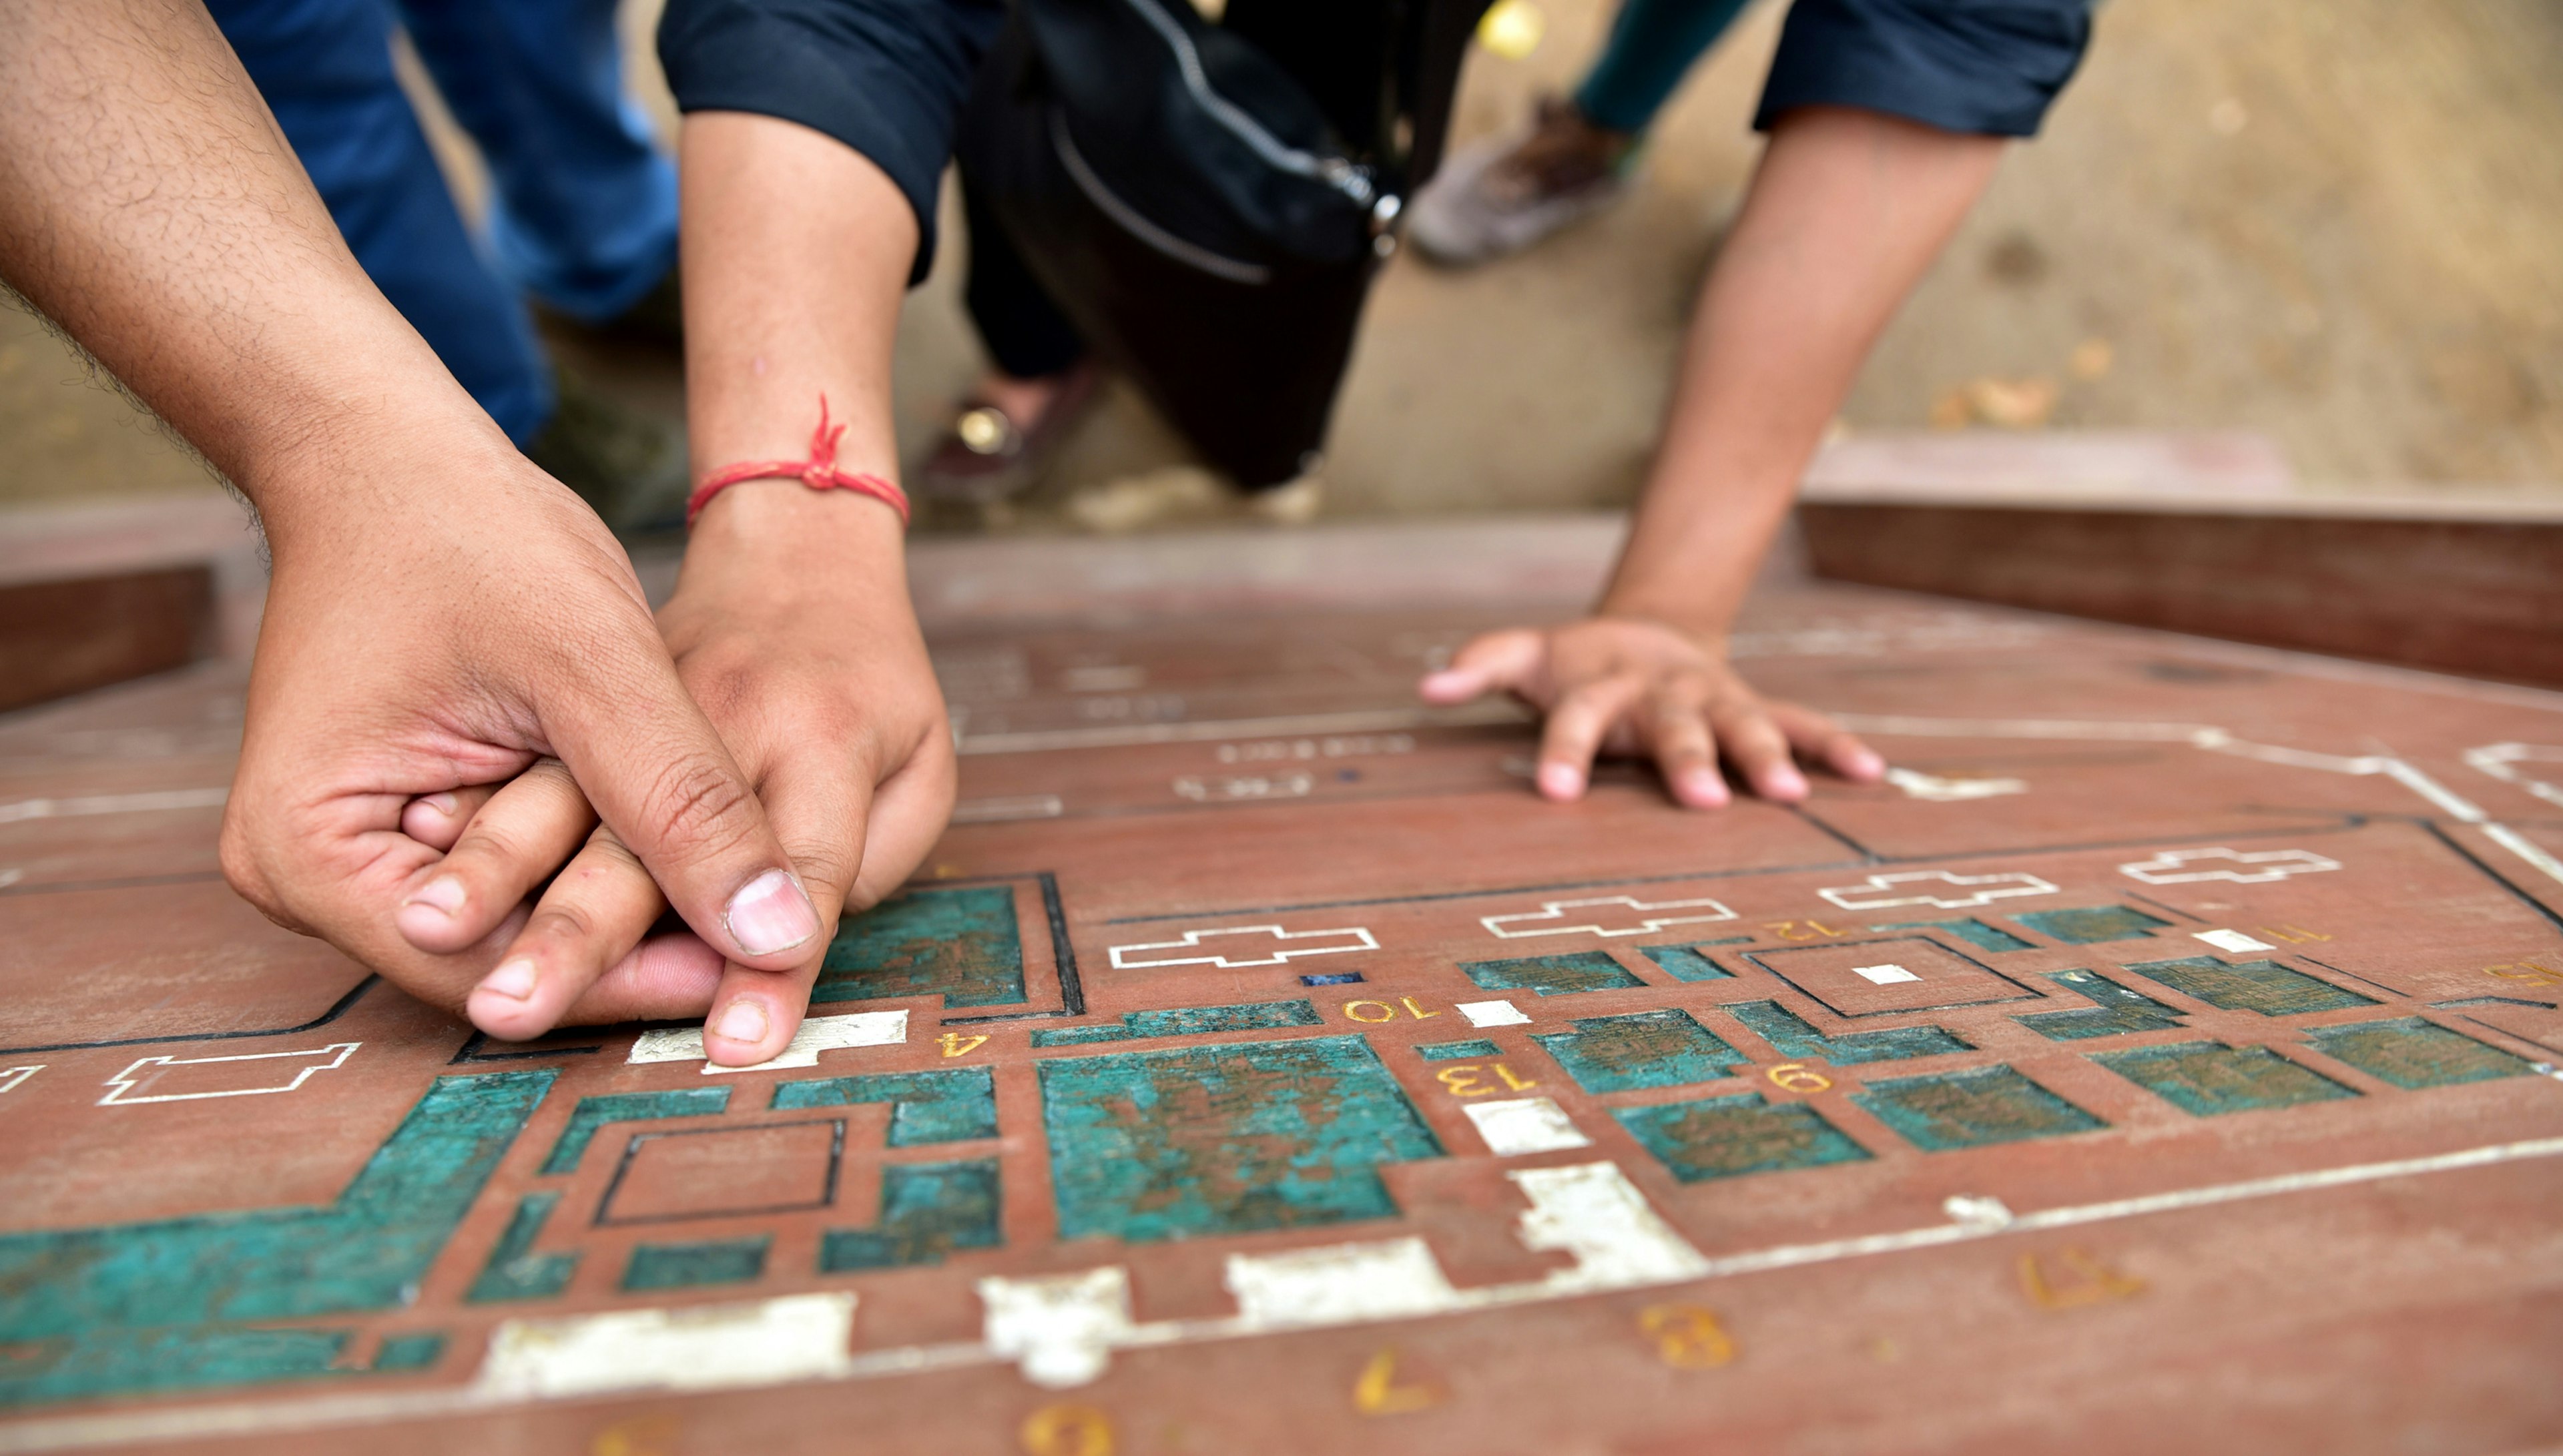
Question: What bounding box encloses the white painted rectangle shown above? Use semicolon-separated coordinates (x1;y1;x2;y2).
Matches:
1456;998;1531;1028
473;1293;856;1398
1225;1237;1460;1328
1463;1097;1591;1155
1851;964;1921;986
627;1010;907;1073
2193;928;2275;954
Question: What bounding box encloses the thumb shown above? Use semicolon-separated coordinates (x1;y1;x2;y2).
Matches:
543;647;820;974
1420;628;1548;704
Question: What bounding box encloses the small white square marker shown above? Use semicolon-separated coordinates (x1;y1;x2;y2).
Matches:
2193;928;2273;954
1851;964;1921;986
1462;1098;1591;1155
1456;999;1532;1028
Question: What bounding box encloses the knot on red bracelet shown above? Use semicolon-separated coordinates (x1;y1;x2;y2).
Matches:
684;394;910;528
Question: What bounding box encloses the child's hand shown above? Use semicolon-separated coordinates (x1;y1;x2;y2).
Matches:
1418;615;1884;807
390;482;955;1066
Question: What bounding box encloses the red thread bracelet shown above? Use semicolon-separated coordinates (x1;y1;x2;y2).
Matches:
684;394;910;528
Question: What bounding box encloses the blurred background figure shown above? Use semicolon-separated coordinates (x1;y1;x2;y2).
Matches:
207;0;687;525
1408;0;1751;264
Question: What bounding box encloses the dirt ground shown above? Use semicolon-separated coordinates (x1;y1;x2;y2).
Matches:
4;0;2558;518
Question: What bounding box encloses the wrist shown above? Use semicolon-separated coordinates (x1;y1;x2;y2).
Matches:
680;477;909;594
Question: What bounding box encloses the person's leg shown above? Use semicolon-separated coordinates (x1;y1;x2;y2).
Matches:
396;0;679;323
207;0;553;441
962;177;1087;386
914;174;1097;504
1572;0;1757;135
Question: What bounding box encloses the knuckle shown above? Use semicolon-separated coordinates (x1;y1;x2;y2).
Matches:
524;899;598;946
638;754;759;857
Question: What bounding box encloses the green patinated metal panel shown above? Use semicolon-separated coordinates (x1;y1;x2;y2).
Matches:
2094;1042;2359;1116
820;1160;1004;1271
466;1192;577;1303
814;884;1026;1008
0;1069;553;1407
1724;1000;1970;1064
2012;905;2172;946
2123;956;2377;1016
539;1087;730;1174
2014;970;2188;1041
1872;918;2034;954
1040;1034;1444;1242
623;1236;771;1291
1030;1000;1323;1048
1416;1039;1500;1061
2307;1018;2533;1088
1532;1009;1743;1093
1641;940;1745;981
1617;1094;1871;1182
772;1068;998;1146
1460;952;1644;997
369;1333;446;1373
1854;1066;2103;1150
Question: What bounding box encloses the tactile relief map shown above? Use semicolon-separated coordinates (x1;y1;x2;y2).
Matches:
3;581;2560;1454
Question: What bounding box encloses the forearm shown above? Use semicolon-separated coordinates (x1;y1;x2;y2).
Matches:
1600;106;2003;634
675;111;913;575
0;0;507;536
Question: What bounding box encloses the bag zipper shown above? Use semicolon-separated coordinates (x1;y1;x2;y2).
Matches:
1050;108;1275;284
1116;0;1378;207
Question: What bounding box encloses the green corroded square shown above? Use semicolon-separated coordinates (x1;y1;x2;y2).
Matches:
368;1333;446;1373
2012;905;2171;946
815;885;1026;1008
1871;918;2034;954
1127;1001;1323;1036
466;1194;577;1303
772;1068;996;1145
1460;952;1643;996
2307;1018;2532;1089
623;1237;770;1291
1533;1009;1743;1093
1030;1024;1135;1048
820;1160;1003;1271
2094;1042;2358;1116
1416;1039;1500;1061
1641;941;1745;981
1616;1094;1870;1182
1723;1000;1970;1065
2014;971;2187;1041
1854;1066;2103;1150
1039;1035;1443;1242
2123;956;2375;1016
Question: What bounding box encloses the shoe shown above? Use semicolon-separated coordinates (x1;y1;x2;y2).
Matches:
1406;97;1639;268
913;362;1103;507
523;366;689;534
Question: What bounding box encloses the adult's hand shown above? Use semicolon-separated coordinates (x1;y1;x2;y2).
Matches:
0;0;823;1033
225;448;832;1028
1421;616;1882;806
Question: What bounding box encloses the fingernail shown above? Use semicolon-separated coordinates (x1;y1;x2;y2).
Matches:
725;869;819;956
1767;767;1810;799
420;792;461;818
1684;769;1731;806
404;875;466;917
711;998;769;1045
1538;763;1583;799
1846;749;1886;779
479;958;538;1002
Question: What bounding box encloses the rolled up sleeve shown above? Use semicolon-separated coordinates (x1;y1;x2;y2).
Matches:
1755;0;2094;139
659;0;1006;282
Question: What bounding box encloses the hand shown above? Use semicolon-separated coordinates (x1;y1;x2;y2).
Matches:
1418;615;1884;807
391;480;956;1065
221;437;837;1034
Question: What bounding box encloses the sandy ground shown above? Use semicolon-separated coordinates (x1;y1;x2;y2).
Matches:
4;0;2558;519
